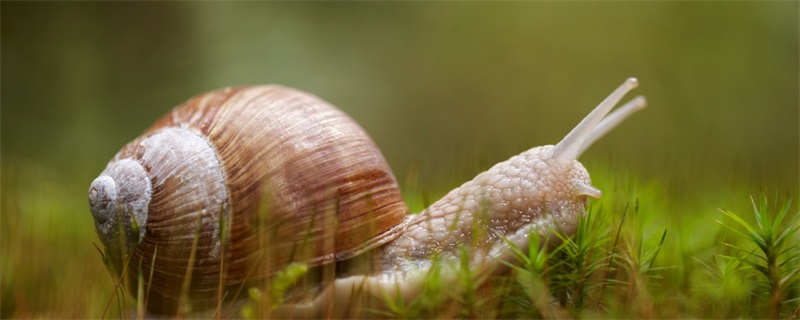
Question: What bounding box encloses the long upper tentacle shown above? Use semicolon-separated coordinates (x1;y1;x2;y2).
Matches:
578;95;647;155
551;77;640;163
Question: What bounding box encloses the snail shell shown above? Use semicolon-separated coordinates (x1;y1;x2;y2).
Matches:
88;86;409;313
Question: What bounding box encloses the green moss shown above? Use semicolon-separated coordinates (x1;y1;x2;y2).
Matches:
2;155;798;318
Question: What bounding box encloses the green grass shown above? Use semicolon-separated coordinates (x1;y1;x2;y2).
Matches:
2;160;119;318
1;158;798;318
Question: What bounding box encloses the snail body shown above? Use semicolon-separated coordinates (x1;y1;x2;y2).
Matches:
89;79;646;316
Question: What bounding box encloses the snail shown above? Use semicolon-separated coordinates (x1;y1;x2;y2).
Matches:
88;78;646;316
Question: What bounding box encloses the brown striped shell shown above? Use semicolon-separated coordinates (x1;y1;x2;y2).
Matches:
88;86;410;314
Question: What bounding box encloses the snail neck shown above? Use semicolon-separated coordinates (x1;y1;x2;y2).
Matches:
377;145;589;274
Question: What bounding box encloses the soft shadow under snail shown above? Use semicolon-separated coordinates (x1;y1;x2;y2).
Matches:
88;78;646;316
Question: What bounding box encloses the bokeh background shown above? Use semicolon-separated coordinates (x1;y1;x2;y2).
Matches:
2;2;797;317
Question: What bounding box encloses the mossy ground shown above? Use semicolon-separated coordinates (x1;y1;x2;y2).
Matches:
2;158;797;319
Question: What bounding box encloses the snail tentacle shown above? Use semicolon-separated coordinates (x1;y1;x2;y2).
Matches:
580;95;647;155
552;77;639;163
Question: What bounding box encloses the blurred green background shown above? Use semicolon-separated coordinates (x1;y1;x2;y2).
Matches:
1;2;797;317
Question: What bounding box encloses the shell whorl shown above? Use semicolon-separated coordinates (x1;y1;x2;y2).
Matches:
90;125;232;312
89;159;152;257
88;85;409;314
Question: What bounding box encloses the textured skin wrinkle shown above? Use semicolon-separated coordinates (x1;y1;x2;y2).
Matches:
380;145;591;272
